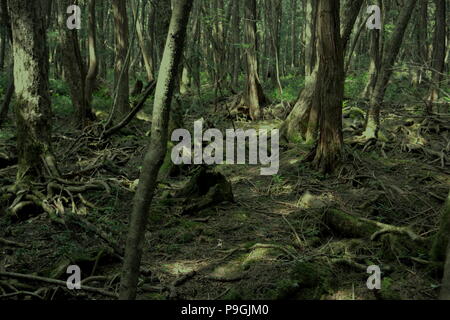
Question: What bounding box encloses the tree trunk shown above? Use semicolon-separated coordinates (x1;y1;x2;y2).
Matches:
112;0;130;117
132;0;154;82
57;0;91;128
427;0;446;111
282;0;362;144
340;0;364;52
304;0;318;83
242;0;267;121
8;0;59;181
363;0;418;140
84;0;99;112
311;0;345;174
0;26;5;71
119;0;193;300
230;0;240;90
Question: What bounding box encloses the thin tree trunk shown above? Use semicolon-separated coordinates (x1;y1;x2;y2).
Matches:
119;0;193;300
132;0;154;82
84;0;99;111
112;0;130;117
363;0;418;139
427;0;446;112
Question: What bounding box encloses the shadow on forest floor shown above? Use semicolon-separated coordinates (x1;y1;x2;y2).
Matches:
0;87;449;300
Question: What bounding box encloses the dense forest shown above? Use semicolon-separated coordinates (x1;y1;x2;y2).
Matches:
0;0;449;301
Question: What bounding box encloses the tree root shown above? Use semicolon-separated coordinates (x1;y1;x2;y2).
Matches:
0;272;118;298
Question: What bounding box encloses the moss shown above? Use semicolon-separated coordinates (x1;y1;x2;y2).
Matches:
269;261;331;300
379;277;402;300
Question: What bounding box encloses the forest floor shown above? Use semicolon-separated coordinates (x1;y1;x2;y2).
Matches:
0;77;449;300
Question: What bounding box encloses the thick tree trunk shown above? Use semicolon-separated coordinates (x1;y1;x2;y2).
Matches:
84;0;99;111
112;0;130;117
119;0;193;300
242;0;267;121
311;0;345;174
282;0;362;144
230;0;240;90
363;0;418;140
427;0;446;111
8;0;59;181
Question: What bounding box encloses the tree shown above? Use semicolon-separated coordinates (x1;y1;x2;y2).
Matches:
84;0;99;110
362;0;418;140
119;0;193;300
8;0;59;181
281;0;363;144
57;0;92;128
427;0;446;111
112;0;130;117
242;0;268;121
132;0;154;83
310;0;345;173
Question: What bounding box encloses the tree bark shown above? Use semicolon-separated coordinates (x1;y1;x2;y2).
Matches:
132;0;154;82
84;0;99;112
8;0;59;181
57;0;91;128
242;0;267;121
112;0;130;117
311;0;345;174
119;0;193;300
363;0;418;140
427;0;446;111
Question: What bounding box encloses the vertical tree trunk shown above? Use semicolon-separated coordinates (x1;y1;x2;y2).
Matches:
427;0;446;111
230;0;240;90
112;0;130;117
0;26;5;71
84;0;99;111
119;0;193;300
290;0;297;70
311;0;345;174
58;0;91;128
304;0;318;83
363;0;418;140
415;0;428;86
242;0;267;121
8;0;59;181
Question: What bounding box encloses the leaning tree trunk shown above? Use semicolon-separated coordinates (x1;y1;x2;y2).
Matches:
8;0;59;181
112;0;130;117
132;0;154;83
363;0;418;140
119;0;193;300
427;0;446;112
311;0;345;174
242;0;267;121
